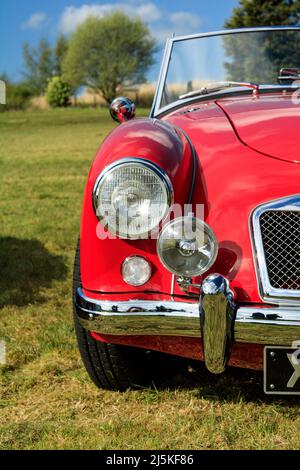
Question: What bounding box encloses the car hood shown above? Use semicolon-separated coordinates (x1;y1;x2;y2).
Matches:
216;93;300;164
163;96;300;302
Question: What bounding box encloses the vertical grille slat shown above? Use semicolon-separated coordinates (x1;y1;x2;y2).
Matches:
260;210;300;290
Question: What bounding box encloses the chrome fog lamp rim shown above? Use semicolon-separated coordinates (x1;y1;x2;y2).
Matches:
122;255;152;286
92;157;174;238
157;216;218;277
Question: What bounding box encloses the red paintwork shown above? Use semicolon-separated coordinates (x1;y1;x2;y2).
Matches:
91;331;264;370
164;93;300;301
81;287;186;302
216;93;300;163
80;118;193;295
79;91;300;367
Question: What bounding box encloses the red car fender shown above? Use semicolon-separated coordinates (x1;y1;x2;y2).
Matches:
80;117;193;294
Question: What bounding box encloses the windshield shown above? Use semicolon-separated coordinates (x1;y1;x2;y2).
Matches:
158;28;300;111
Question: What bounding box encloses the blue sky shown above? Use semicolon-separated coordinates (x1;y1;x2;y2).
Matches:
0;0;238;82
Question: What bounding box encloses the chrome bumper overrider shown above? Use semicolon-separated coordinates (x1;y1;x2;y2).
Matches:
75;274;300;374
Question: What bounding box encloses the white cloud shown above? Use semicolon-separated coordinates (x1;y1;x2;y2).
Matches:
152;12;202;42
22;12;47;30
59;2;161;34
170;12;201;31
135;3;161;22
59;5;108;34
58;3;202;43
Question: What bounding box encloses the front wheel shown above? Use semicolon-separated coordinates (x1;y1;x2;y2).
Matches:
73;242;178;390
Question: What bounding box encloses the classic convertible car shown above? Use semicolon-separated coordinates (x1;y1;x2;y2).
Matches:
73;26;300;392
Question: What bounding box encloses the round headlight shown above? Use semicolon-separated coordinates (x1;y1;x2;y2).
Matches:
157;217;218;277
93;159;173;239
122;256;152;286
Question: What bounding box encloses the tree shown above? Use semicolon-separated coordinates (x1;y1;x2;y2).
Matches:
54;35;69;76
23;38;54;95
225;0;300;28
223;0;300;83
22;36;69;95
45;76;71;107
62;12;156;104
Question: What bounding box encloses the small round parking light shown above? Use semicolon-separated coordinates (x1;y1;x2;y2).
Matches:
122;256;152;286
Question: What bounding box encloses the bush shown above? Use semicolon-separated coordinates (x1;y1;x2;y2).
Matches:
45;76;71;108
0;81;32;111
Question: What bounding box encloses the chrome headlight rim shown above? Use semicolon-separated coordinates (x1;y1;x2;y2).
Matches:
157;216;219;277
92;157;174;239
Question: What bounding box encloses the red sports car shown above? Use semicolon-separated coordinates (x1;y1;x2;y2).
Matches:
73;26;300;393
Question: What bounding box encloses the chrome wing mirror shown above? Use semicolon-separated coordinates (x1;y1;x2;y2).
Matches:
109;97;136;123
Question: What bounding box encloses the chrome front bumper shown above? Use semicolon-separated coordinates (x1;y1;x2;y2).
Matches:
75;274;300;374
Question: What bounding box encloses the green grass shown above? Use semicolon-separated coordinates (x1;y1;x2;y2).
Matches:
0;107;300;450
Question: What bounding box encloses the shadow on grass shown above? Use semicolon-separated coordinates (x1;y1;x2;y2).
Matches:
152;355;300;405
0;236;68;308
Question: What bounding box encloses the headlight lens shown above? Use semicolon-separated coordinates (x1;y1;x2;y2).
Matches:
93;159;173;238
122;256;152;286
157;217;218;277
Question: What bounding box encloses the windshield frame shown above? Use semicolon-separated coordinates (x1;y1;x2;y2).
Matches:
150;26;300;118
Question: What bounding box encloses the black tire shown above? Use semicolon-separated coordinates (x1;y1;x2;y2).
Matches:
73;241;171;391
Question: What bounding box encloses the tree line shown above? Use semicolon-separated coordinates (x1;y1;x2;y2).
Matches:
1;11;156;110
1;1;299;111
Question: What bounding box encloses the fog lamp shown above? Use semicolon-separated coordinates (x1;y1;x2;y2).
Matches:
122;256;152;286
157;217;218;277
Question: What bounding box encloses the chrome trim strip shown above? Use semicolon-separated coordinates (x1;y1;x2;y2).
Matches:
75;288;300;346
170;274;175;296
169;26;300;44
251;195;300;305
150;26;300;118
76;288;200;337
150;38;172;118
200;274;236;374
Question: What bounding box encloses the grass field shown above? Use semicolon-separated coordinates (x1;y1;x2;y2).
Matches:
0;108;300;450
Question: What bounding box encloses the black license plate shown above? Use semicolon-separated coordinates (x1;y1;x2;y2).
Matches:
264;346;300;395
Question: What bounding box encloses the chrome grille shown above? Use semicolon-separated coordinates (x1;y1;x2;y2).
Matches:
260;210;300;290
